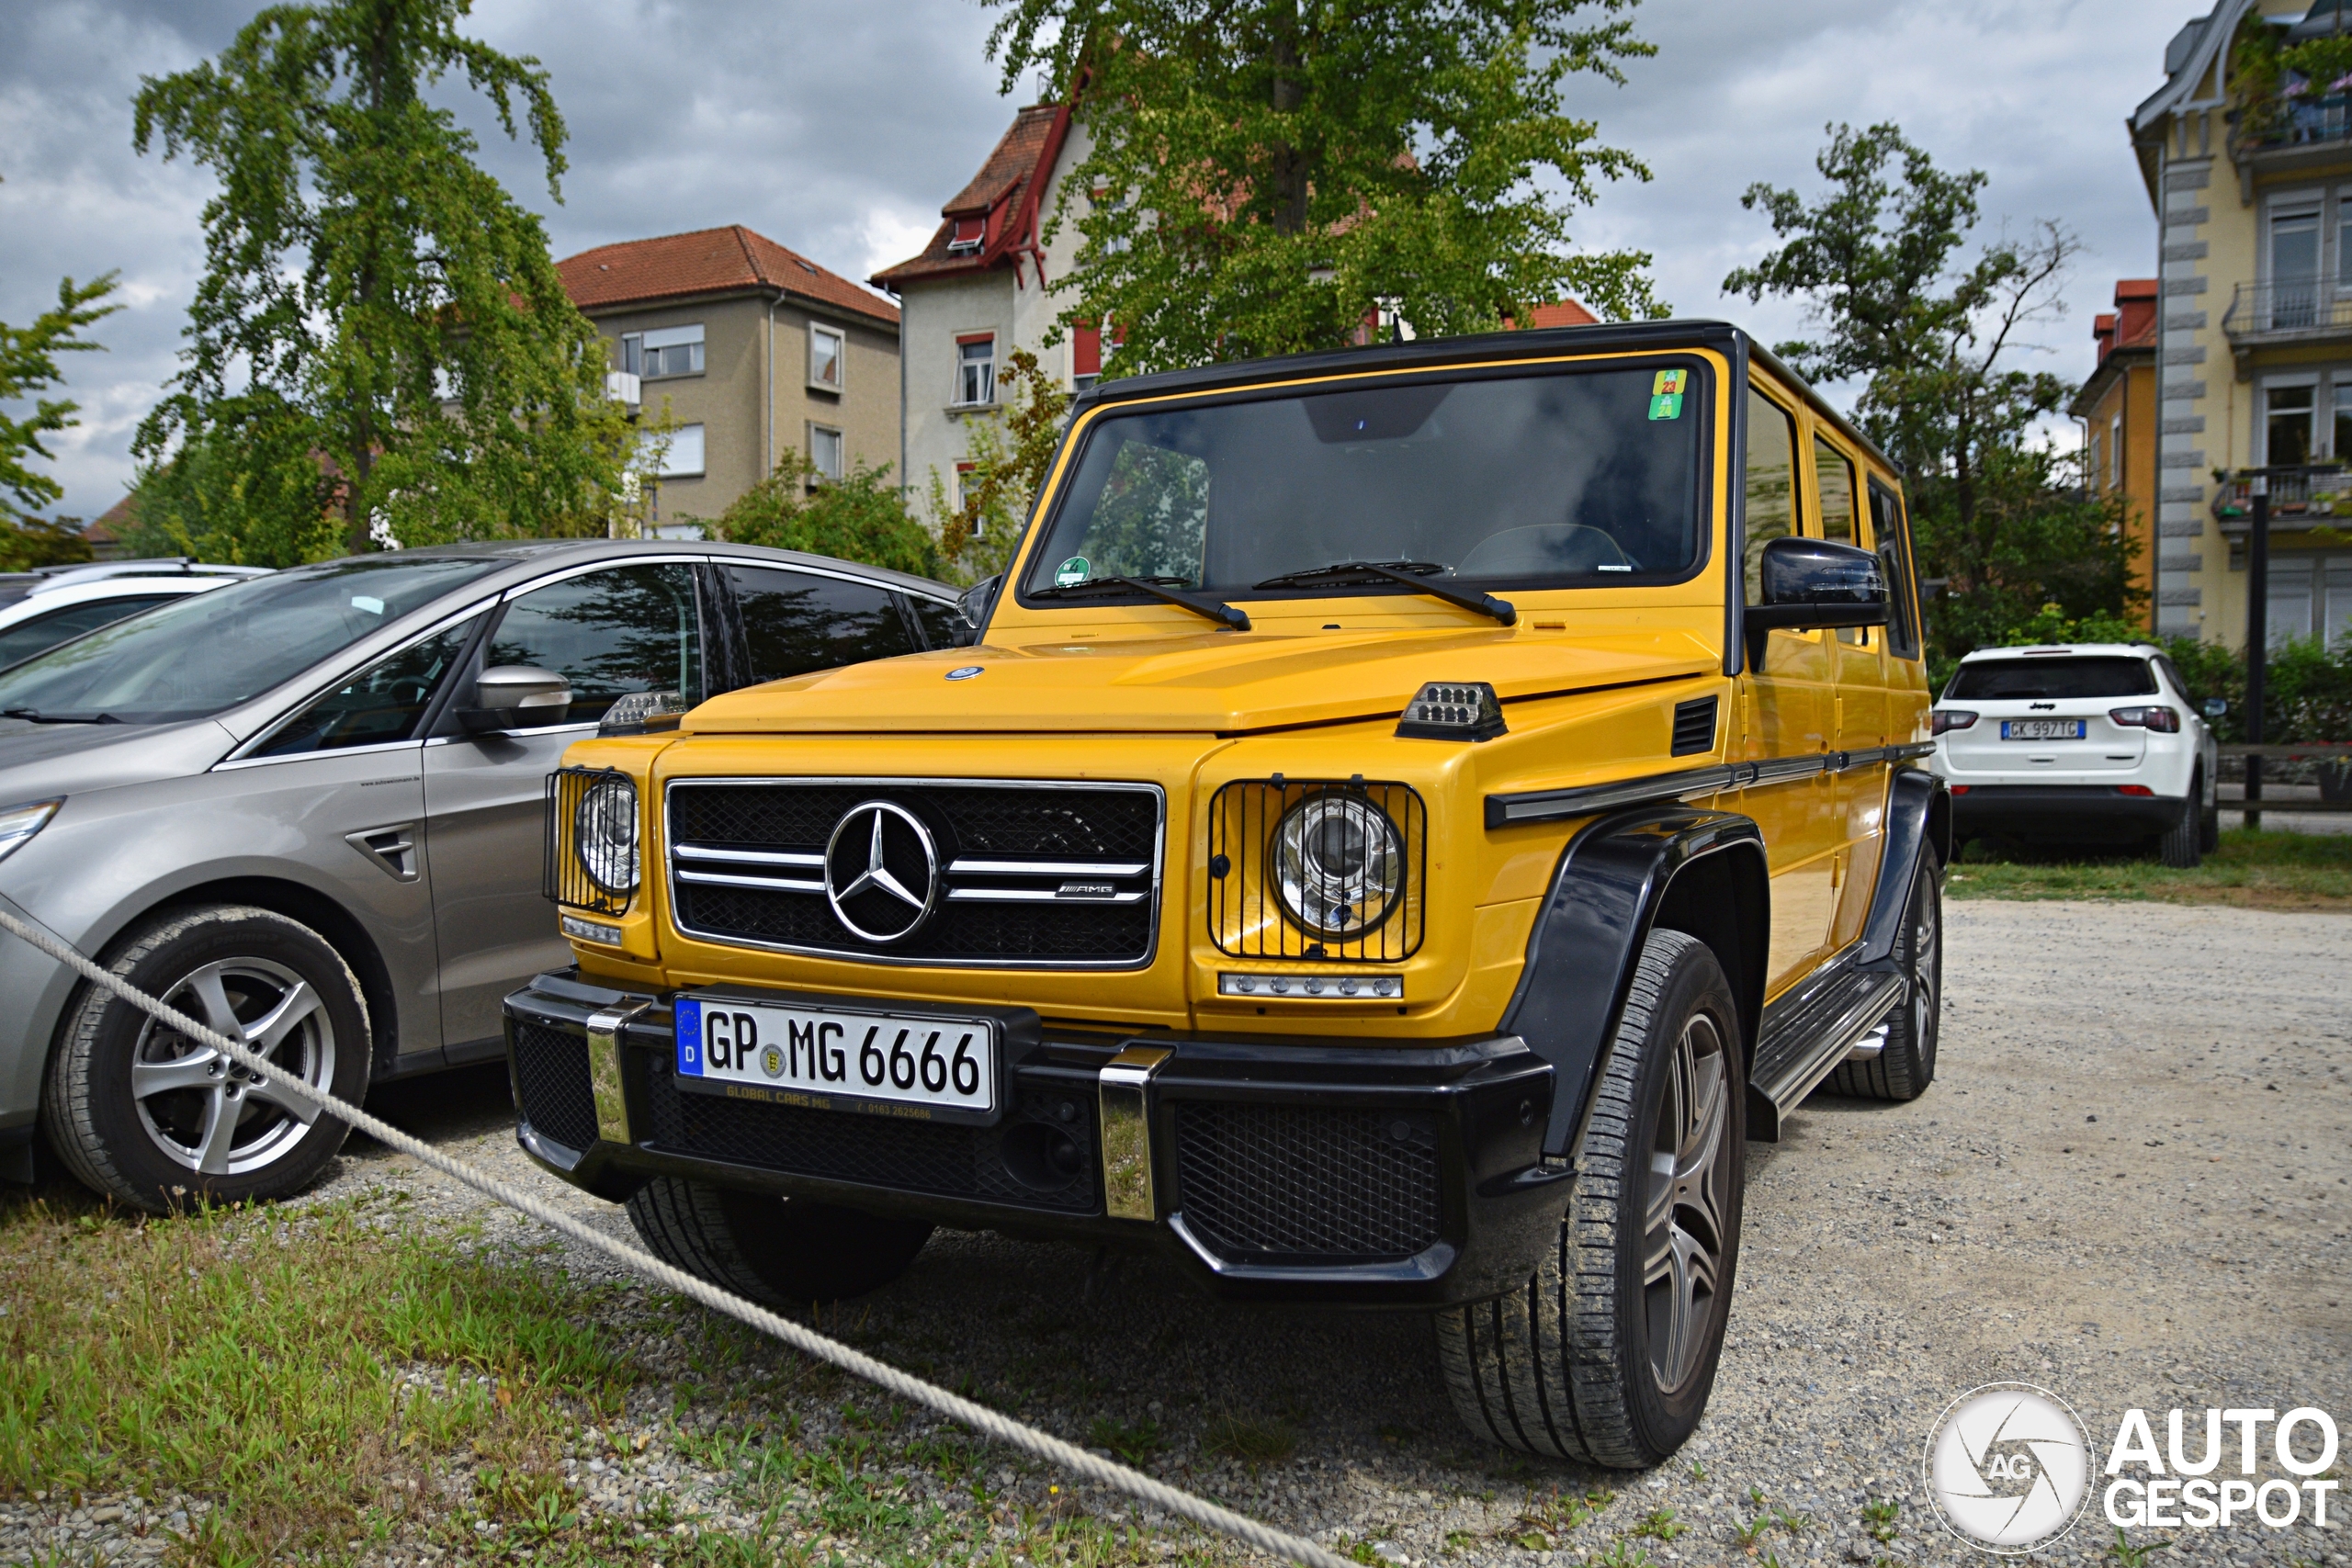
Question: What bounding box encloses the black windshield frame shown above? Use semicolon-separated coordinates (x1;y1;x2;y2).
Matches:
1013;356;1717;612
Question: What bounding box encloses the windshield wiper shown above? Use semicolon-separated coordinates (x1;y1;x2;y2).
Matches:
1253;559;1517;626
1028;574;1251;632
3;707;119;725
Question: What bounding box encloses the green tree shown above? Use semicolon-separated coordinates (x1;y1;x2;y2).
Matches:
929;348;1069;584
985;0;1665;375
2;266;122;525
130;0;633;563
707;451;941;581
1724;123;2141;669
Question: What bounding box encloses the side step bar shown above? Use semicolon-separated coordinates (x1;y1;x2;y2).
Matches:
1747;965;1908;1142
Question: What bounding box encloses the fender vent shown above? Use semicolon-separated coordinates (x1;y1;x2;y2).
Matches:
1672;695;1720;756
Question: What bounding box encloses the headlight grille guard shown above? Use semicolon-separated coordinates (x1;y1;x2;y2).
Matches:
1207;777;1426;963
545;764;635;916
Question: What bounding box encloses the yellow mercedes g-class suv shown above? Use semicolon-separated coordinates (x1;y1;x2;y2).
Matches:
506;320;1947;1467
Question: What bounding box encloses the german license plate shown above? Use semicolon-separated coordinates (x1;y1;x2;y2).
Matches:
2000;719;2086;740
673;995;997;1122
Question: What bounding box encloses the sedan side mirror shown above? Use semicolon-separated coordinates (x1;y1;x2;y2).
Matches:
459;664;572;734
956;574;1001;646
1745;536;1891;633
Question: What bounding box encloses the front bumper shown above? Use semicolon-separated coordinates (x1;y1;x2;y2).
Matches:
503;970;1566;1307
1949;784;2190;839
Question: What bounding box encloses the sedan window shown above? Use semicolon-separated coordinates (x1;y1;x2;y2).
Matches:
249;618;480;757
0;595;181;671
487;563;704;726
729;565;915;684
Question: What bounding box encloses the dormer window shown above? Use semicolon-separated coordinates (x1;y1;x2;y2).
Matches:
946;217;985;255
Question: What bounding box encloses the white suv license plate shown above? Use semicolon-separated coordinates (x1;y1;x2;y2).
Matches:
2000;719;2086;740
673;995;997;1122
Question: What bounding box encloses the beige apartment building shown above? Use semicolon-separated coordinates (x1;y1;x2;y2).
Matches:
559;226;901;534
2135;1;2352;650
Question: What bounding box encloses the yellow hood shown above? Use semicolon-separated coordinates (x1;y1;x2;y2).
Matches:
684;626;1718;735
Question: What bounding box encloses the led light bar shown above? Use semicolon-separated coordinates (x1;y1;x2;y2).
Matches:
1396;681;1505;741
560;913;625;946
1218;971;1403;1000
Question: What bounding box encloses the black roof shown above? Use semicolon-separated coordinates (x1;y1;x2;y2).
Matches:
1071;318;1899;478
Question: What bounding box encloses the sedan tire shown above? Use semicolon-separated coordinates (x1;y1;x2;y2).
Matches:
42;904;368;1212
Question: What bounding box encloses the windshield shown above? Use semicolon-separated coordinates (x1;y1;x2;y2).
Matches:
0;556;501;724
1944;657;2158;701
1021;363;1707;602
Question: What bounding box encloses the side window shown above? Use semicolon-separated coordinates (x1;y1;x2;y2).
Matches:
1868;480;1920;660
729;566;917;685
1813;435;1859;544
489;563;704;727
908;595;967;649
1744;389;1801;603
252;618;478;757
0;595;179;670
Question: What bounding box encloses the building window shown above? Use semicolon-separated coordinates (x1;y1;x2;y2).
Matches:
809;322;845;392
954;461;979;525
946;216;985;255
2265;382;2316;467
2109;414;2123;489
2089;431;2105;492
622;323;705;379
2269;207;2322;329
808;423;843;482
956;334;995;406
639;423;705;478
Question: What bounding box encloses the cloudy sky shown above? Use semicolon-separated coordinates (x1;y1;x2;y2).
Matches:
1;0;2188;524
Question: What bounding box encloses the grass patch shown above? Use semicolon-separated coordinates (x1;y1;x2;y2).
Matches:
1200;1411;1297;1467
0;1185;627;1562
1946;829;2352;911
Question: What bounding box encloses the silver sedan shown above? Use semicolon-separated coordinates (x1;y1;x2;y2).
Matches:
0;538;967;1208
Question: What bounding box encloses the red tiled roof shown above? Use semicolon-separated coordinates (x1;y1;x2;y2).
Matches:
86;492;136;544
873;105;1068;288
559;225;898;328
1516;299;1600;329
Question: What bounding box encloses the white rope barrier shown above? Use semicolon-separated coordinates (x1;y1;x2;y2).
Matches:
0;901;1352;1568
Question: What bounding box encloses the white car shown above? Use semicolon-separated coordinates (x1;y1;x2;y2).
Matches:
0;570;266;672
1929;641;2222;866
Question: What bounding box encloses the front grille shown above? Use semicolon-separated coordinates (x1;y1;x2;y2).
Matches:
668;779;1161;967
639;1057;1099;1213
1173;1101;1442;1261
1672;695;1720;756
1207;779;1426;962
512;1021;599;1152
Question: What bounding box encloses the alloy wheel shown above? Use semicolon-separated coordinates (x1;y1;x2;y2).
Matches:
1912;875;1940;1055
1643;1010;1730;1394
130;957;335;1177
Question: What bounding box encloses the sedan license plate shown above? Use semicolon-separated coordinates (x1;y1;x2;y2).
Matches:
673;995;997;1122
2000;719;2086;740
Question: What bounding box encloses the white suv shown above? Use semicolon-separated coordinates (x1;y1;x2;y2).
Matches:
1930;642;2221;866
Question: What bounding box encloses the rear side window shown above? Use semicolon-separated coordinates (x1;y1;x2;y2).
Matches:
1744;389;1801;602
729;565;916;684
1945;657;2158;700
1814;435;1859;544
1868;480;1919;660
489;562;705;726
907;595;967;649
252;619;479;756
0;594;179;670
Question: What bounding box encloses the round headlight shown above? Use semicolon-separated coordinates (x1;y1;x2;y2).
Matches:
1272;792;1404;940
573;776;639;896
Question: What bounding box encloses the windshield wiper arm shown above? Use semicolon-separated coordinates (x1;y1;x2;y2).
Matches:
2;707;119;725
1028;574;1250;632
1253;559;1516;626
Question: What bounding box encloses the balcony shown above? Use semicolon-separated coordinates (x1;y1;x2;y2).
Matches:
2220;277;2352;362
2208;463;2352;534
2230;93;2352;200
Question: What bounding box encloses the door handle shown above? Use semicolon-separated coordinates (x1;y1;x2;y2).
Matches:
345;823;421;882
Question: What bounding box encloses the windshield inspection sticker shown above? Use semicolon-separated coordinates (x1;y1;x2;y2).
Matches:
1055;555;1091;587
1649;367;1687;421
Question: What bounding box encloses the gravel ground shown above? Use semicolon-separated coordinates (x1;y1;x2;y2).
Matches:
9;897;2346;1567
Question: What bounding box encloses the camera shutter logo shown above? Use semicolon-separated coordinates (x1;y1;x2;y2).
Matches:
1925;1382;2096;1553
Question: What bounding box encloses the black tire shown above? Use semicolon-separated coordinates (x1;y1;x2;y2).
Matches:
625;1175;933;1307
1435;929;1744;1467
41;904;369;1213
2198;771;2221;855
1826;850;1943;1100
2159;781;2201;869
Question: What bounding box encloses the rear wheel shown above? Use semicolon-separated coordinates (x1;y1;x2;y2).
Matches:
1826;851;1942;1101
2199;772;2221;854
626;1176;933;1307
2159;778;2202;869
1435;929;1744;1466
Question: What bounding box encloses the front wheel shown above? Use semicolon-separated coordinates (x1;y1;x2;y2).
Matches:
1435;928;1745;1466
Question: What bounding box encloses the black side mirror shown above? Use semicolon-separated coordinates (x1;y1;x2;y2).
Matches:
2202;696;2228;719
1746;536;1890;632
956;574;1001;646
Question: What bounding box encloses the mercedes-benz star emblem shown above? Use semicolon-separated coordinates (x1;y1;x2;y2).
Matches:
824;800;939;942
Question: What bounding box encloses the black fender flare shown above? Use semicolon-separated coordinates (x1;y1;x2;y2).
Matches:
1857;766;1949;966
1500;807;1770;1158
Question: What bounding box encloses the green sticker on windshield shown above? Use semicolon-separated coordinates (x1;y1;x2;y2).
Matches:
1055;555;1091;587
1648;392;1684;421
